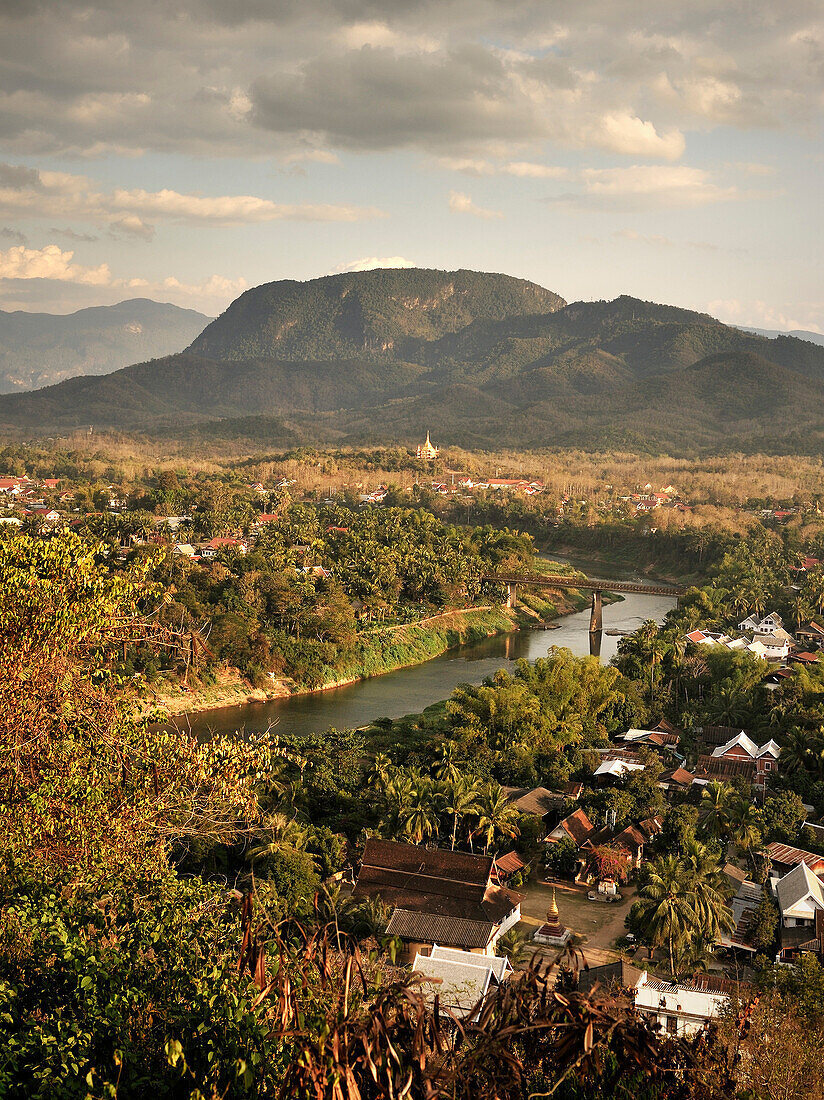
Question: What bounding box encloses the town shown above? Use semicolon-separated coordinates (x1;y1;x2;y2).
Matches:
4;434;824;1097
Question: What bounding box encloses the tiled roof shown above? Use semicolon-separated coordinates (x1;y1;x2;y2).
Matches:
412;954;494;1016
659;767;695;786
354;840;520;923
493;850;525;875
503;786;563;816
644;973;741;996
386;909;495;948
699;725;750;747
559;808;595;846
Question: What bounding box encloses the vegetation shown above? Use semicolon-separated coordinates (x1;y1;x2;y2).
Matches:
3;270;824;451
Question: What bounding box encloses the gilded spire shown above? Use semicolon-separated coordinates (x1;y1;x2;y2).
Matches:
548;888;559;921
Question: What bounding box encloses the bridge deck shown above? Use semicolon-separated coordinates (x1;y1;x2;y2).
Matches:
481;573;685;597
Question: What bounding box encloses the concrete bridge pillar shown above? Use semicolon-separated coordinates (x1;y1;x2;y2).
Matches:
589;590;603;634
506;583;517;609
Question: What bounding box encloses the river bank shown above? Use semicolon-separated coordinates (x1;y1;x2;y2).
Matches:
144;589;591;719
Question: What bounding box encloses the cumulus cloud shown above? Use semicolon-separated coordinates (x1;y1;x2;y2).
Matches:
448;190;503;219
0;165;385;231
0;240;247;312
331;256;417;273
0;244;110;284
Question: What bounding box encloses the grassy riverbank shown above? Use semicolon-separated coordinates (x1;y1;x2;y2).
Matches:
143;585;593;719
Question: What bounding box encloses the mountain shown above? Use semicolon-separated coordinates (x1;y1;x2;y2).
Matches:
188;268;565;362
2;268;824;454
0;299;211;393
742;326;824;348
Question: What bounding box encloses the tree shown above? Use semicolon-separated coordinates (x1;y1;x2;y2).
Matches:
472;784;520;854
748;889;779;952
633;855;695;977
441;776;482;850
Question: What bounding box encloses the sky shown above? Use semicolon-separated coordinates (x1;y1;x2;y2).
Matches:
0;0;821;331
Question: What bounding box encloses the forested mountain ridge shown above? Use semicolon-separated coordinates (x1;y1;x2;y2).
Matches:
188;268;566;361
0;298;211;393
2;268;824;453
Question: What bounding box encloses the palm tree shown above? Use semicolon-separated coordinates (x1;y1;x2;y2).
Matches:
441;776;482;850
635;854;695;978
681;837;735;945
495;928;530;968
432;740;462;783
727;798;763;871
402;780;441;844
780;728;813;776
700;781;735;838
247;812;308;864
472;783;520;855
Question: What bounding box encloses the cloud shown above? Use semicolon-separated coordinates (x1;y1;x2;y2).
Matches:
0;244;110;284
0;241;247;312
332;255;417;273
548;165;746;210
0;1;820;162
0;164;385;230
51;226;98;243
436;157;569;178
613;228;747;255
448;190;503;219
708;297;824;335
0;226;27;246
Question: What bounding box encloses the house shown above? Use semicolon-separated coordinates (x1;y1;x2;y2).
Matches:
632;972;738;1037
503;785;578;827
26;507;60;523
546;808;595;847
576;962;737;1036
253;513;280;526
657;766;695;793
718;878;764;955
173;543;197;557
492;850;526;885
353;840;522;962
42;478;59;490
765;841;824;877
685;629;739;648
201;537;248;558
748;629;795;662
739;612;784;634
693;732;779;787
796;621;824;649
412;946;511;1020
592;749;647;778
774;862;824;958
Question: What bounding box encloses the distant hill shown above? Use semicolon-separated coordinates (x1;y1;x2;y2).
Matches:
0;299;211;392
188;268;565;361
741;326;824;348
2;269;824;454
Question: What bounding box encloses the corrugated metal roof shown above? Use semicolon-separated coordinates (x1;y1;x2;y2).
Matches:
386;909;495;948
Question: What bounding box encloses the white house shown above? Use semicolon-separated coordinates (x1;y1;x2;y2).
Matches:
775;862;824;929
593;758;646;778
748;629;794;661
632;971;734;1037
412;947;511;1020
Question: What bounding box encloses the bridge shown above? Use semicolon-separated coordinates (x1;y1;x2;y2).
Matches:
481;572;685;647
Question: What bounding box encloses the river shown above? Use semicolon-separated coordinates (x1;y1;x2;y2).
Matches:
171;554;676;740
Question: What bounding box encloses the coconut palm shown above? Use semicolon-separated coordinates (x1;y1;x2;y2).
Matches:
441;776;482;850
472;783;520;855
402;780;441;844
681;837;735;945
700;781;735;838
495;928;530;968
247;812;309;864
635;854;695;977
432;740;463;783
727;798;763;871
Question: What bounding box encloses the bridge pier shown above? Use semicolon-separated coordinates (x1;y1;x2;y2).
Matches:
506;582;517;609
589;590;603;634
